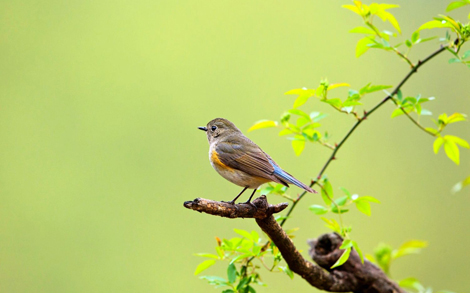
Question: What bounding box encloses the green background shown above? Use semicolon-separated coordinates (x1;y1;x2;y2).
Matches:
1;1;469;292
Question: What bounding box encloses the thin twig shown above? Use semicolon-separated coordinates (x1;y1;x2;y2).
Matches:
389;98;437;137
279;43;448;228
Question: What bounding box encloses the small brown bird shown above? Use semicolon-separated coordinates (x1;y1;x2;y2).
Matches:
199;118;316;204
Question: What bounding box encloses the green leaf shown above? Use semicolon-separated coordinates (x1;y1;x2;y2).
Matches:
233;229;254;241
321;217;341;234
382;11;401;34
335;196;349;206
359;84;392;95
447;112;467;124
447;1;470;11
331;247;351;268
391;106;412;118
236;277;250;290
251;230;260;243
279;266;294;279
425;127;439;135
328;83;350;90
279;128;293;136
399;277;425;291
321;179;333;205
418;20;453;30
352;241;364;263
355;200;371;216
309;205;328;215
358;196;381;203
449;58;461;64
194;260;216;275
296;116;310;127
393;240;428;259
288;109;311;120
340;239;353;249
248;120;278;132
324;98;343;108
444;140;460;165
452;175;470;193
200;275;229;286
339;187;352;199
292;138;305;156
463;50;470;59
342;4;361;15
433;137;445;154
222;290;235;293
445;135;470;148
356;37;374;57
227;263;237;284
285;88;315;108
411;31;419;43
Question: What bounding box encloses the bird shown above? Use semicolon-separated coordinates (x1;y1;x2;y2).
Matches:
198;118;316;204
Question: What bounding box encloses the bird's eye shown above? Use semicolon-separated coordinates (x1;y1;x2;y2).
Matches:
211;126;217;131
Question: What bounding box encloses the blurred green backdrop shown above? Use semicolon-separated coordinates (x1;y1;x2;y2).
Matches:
1;0;469;292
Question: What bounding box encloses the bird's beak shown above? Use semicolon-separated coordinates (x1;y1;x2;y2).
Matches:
198;126;208;131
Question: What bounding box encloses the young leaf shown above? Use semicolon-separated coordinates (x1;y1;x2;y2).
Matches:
288;109;311;120
233;229;254;241
194;260;216;275
445;135;470;149
399;277;425;291
411;31;420;43
292;138;306;156
356;37;374;57
279;266;294;279
328;83;350;90
444;140;460;165
352;241;365;263
321;179;334;205
321;217;341;234
418;20;453;31
331;247;351;268
355;200;371;216
447;1;470;12
309;204;328;215
227;263;237;284
279;128;293;136
248;120;278;132
433;137;445;154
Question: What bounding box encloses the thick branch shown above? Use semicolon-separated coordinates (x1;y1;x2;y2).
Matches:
256;215;358;292
183;195;288;219
185;196;402;292
309;233;404;293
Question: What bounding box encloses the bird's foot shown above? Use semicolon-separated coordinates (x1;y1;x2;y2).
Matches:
222;200;236;205
241;201;257;209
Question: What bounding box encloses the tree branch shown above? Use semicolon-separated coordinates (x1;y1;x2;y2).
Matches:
183;195;288;219
184;196;404;292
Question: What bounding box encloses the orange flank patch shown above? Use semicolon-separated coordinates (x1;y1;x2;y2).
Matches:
211;149;234;171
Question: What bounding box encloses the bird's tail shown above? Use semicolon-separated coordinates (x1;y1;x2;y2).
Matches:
273;167;317;193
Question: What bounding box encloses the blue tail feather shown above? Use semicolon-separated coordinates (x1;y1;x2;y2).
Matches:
272;165;314;193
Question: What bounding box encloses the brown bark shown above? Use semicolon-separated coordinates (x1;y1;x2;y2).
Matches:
184;195;404;293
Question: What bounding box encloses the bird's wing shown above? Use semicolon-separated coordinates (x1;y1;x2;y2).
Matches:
215;136;287;186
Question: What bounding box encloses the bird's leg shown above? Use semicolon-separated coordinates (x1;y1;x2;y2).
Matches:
242;188;257;204
224;186;248;204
